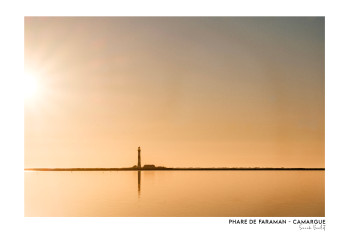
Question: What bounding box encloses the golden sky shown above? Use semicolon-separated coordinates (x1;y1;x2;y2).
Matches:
24;17;324;168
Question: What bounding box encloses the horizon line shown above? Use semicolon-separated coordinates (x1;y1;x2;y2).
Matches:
24;167;325;171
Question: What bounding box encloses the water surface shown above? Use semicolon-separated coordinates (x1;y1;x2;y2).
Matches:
24;170;324;217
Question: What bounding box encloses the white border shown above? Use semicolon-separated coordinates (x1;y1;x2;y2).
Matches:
1;0;349;232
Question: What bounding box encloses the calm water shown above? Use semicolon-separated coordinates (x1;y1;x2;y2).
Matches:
24;170;324;217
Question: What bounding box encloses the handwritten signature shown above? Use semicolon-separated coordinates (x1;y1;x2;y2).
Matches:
299;224;325;231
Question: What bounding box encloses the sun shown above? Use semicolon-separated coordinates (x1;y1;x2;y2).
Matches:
24;73;38;99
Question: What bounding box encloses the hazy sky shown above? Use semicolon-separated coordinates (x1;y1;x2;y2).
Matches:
24;17;324;168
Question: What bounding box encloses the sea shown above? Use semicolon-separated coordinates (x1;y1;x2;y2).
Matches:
24;170;324;217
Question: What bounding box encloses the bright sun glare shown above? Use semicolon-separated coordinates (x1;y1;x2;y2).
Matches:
24;73;38;99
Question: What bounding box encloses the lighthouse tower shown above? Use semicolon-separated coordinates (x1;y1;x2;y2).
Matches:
138;146;141;169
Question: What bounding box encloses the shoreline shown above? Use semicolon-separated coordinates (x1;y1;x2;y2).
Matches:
24;167;325;171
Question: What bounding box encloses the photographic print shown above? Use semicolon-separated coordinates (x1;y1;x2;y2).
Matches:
24;17;325;217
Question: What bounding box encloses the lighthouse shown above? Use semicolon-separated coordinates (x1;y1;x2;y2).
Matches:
138;146;141;169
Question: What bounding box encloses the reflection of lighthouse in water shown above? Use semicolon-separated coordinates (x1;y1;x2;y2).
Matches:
138;146;141;169
138;171;141;197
